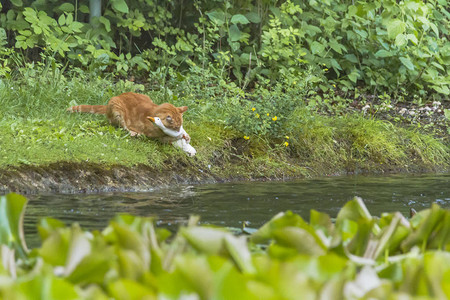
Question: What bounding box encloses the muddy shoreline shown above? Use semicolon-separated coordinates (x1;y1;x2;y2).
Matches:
0;160;446;195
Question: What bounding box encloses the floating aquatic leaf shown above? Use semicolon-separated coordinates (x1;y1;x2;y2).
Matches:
182;227;228;255
37;217;66;241
108;278;156;300
402;204;445;251
272;227;326;255
224;235;256;274
250;211;307;244
0;193;28;260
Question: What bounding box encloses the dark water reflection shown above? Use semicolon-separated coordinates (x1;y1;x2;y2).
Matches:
23;173;449;247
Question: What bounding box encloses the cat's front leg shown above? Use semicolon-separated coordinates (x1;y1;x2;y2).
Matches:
172;139;197;157
179;126;191;143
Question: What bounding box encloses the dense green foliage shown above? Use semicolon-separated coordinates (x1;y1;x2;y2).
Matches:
1;0;449;98
2;193;450;298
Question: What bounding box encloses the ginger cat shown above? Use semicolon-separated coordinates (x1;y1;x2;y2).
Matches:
68;92;190;144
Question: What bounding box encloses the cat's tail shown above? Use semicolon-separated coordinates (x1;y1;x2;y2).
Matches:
67;105;107;114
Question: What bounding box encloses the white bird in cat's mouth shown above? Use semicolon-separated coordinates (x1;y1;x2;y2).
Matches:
147;116;184;138
147;116;197;157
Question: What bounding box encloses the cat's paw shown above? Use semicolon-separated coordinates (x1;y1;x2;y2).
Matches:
129;130;139;137
183;133;191;143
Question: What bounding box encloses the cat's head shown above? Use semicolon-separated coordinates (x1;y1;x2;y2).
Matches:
151;103;188;131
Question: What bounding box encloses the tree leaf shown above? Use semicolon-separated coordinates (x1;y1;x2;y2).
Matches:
375;50;393;58
245;12;261;23
100;16;111;32
59;3;74;12
79;5;90;14
444;109;450;120
58;14;66;26
230;14;249;25
310;41;325;55
344;54;358;63
10;0;23;6
386;19;405;39
399;57;415;70
206;10;225;26
395;34;407;47
229;24;241;42
111;0;129;14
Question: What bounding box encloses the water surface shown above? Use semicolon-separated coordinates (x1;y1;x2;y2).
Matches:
23;173;449;247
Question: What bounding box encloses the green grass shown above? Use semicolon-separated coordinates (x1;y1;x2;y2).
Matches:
0;70;448;177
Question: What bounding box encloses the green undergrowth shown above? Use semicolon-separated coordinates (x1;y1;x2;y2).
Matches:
2;193;450;298
0;71;448;176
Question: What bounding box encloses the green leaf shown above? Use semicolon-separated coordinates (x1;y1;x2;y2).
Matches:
407;34;418;45
224;235;255;274
344;54;358;63
272;227;326;255
79;5;89;13
230;14;249;25
375;50;394;58
0;193;28;260
386;19;405;39
444;109;450;120
395;34;407;47
99;16;111;32
58;14;66;26
111;0;129;14
10;0;23;6
402;204;445;251
399;57;415;70
182;227;228;254
108;279;155;299
8;274;80;299
59;3;74;12
229;24;241;42
38;217;66;241
206;10;225;26
430;23;439;37
337;197;373;227
310;41;325;55
245;12;261;23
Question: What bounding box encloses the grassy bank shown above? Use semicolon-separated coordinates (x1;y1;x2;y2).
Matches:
0;69;448;185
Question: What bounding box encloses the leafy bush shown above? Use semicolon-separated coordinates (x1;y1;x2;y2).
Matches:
0;0;448;98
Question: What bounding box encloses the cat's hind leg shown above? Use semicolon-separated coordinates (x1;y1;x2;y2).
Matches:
107;102;140;136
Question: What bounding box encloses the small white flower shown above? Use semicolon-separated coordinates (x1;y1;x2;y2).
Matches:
432;101;441;107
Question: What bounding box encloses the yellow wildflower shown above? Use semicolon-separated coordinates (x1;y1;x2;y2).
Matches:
256;113;260;118
78;54;81;57
284;142;289;147
244;136;250;140
272;116;277;121
333;84;336;88
252;107;256;111
285;136;289;139
324;68;328;71
267;113;270;116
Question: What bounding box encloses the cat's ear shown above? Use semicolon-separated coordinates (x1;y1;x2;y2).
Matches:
178;106;188;114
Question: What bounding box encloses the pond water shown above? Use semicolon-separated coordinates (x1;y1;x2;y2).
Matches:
22;173;450;247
